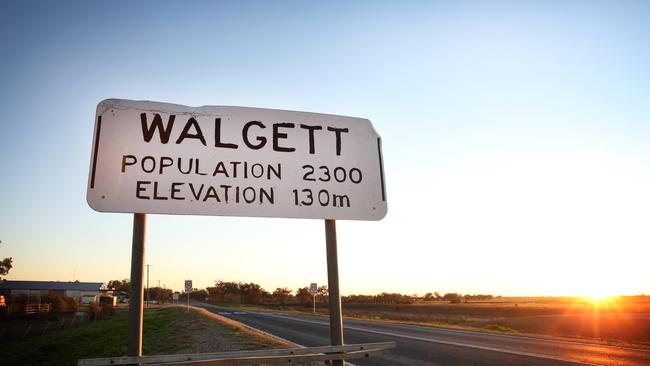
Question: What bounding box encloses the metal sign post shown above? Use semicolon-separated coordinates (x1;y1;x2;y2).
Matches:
127;213;146;357
325;219;344;366
185;280;193;312
145;264;151;308
310;283;318;315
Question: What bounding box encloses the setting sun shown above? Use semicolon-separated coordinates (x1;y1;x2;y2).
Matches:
583;294;614;303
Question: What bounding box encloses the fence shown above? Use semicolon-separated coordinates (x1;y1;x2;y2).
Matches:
78;342;396;366
7;303;50;316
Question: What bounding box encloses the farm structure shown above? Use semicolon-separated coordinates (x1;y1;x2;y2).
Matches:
0;280;110;304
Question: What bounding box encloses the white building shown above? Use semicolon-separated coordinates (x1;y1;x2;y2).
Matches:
0;280;108;304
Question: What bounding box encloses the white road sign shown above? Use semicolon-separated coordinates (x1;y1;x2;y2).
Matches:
87;99;387;220
184;280;193;293
310;283;318;296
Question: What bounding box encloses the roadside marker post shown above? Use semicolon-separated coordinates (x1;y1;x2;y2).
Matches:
87;99;387;361
145;264;152;309
185;280;193;312
310;282;318;314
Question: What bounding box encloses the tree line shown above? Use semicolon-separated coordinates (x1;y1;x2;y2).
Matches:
106;279;495;305
107;279;173;303
203;281;495;305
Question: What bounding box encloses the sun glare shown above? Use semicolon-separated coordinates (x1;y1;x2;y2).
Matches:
581;292;620;305
584;294;611;303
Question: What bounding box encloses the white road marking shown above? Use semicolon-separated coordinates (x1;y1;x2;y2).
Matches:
256;312;606;366
218;312;232;315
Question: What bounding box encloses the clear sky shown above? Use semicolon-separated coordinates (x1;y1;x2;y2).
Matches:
1;1;649;297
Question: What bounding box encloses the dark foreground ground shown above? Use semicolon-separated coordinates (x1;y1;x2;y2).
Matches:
0;306;283;366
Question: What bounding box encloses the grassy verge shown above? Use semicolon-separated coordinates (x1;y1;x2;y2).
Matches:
0;306;283;366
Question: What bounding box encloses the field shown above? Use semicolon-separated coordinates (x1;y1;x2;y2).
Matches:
225;296;650;346
0;306;285;366
333;297;650;345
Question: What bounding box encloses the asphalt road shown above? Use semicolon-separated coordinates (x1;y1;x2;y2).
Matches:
195;303;650;366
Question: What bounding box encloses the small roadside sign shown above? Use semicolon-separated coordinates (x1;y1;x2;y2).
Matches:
184;280;192;312
172;293;179;301
310;282;318;314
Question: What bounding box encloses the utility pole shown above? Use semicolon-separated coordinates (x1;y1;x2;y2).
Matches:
146;264;151;308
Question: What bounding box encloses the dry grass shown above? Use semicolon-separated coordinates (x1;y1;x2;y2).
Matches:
218;296;650;346
338;296;650;346
0;305;286;366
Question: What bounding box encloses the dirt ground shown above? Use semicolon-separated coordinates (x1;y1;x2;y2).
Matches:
174;306;289;353
0;313;81;342
0;306;290;366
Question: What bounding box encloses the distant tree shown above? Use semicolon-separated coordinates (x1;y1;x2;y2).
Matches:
107;279;130;296
273;287;292;306
212;280;241;303
262;290;272;303
145;287;173;303
206;286;221;302
41;292;79;313
208;280;266;304
0;257;12;280
424;293;434;301
376;292;416;304
241;282;264;304
189;289;208;301
0;240;13;280
443;293;462;304
295;287;312;306
316;286;328;303
461;294;494;301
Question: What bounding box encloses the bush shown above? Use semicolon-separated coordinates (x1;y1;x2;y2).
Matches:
40;293;79;314
483;324;517;333
101;303;114;317
9;294;29;306
88;302;101;320
43;294;68;313
65;297;80;312
87;302;114;320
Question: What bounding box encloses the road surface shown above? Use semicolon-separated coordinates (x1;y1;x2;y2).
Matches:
195;303;650;366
